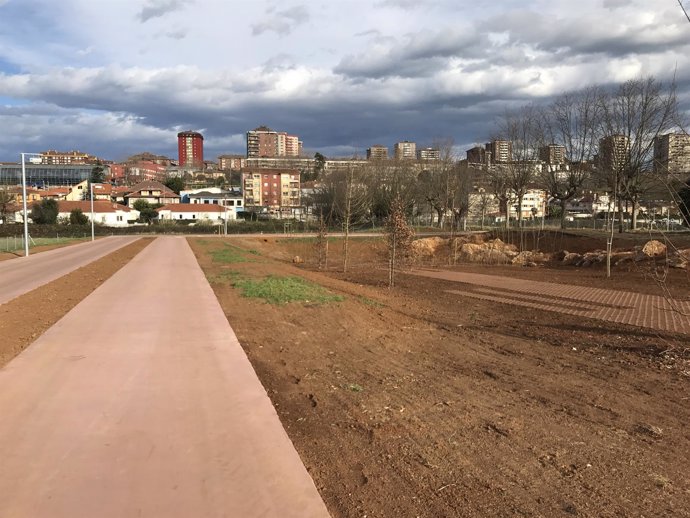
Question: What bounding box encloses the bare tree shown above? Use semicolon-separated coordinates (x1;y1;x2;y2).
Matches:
385;197;415;288
448;162;474;231
599;76;678;232
485;163;513;230
313;164;370;272
314;213;329;270
341;164;370;273
415;140;458;228
541;86;603;229
367;158;417;226
0;187;13;224
493;104;545;228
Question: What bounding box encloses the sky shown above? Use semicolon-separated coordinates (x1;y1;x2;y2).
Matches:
0;0;689;162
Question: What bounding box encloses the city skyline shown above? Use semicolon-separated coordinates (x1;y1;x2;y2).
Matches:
1;1;690;162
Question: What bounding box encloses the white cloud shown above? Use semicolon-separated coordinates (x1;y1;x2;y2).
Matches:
0;0;689;161
138;0;190;23
251;5;310;36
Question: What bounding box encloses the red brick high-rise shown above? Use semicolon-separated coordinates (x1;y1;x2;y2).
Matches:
177;131;204;168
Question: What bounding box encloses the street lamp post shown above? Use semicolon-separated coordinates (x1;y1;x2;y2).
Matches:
20;152;42;257
90;181;95;241
224;192;228;236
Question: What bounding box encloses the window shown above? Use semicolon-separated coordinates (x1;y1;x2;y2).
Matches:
116;216;123;221
179;214;183;219
193;215;196;219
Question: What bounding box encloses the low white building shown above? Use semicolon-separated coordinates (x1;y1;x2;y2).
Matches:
180;188;244;216
156;203;234;224
19;200;138;227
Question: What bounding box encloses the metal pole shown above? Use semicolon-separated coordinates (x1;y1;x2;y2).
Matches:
90;182;95;241
224;193;228;236
20;153;30;257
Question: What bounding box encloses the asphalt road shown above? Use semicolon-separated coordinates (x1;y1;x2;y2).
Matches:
0;236;330;517
0;236;141;305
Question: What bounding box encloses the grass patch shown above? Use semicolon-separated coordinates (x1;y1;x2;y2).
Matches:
233;275;344;305
206;269;243;285
210;245;255;264
346;383;364;392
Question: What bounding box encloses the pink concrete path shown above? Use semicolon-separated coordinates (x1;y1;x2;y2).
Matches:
0;236;330;518
409;269;690;335
0;236;141;305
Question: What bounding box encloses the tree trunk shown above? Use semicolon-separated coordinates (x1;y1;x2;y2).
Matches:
617;196;624;234
503;199;510;230
631;199;638;230
560;199;567;230
343;175;352;272
435;207;444;228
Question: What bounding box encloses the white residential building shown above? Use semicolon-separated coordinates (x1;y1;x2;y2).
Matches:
509;189;547;219
21;200;139;227
180;187;244;216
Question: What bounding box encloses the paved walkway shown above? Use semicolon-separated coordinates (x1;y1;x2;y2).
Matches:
0;237;330;517
409;269;690;335
0;236;140;305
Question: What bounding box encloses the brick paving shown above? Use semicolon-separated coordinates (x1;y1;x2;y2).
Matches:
408;269;690;335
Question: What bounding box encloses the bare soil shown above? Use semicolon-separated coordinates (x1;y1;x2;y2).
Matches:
190;235;690;518
0;238;153;368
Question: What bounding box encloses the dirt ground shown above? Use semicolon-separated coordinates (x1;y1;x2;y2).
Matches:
0;238;152;368
190;234;690;518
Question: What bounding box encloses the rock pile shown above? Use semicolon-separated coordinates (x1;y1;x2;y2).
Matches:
410;236;689;270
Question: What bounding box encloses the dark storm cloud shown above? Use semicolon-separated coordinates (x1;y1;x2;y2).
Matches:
484;9;689;60
138;0;189;23
251;5;310;36
335;28;486;79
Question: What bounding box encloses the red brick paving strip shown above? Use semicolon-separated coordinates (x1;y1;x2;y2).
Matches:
409;269;690;335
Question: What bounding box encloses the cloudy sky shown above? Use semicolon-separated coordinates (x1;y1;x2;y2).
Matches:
0;0;689;162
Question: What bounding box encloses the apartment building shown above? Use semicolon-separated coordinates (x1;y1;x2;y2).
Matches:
598;135;629;173
417;147;440;161
38;150;103;165
394;141;416;160
366;145;388;160
485;140;512;163
466;146;489;165
218;155;247;170
242;168;300;214
177;131;204;168
246;127;302;158
539;145;566;165
653;132;690;176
